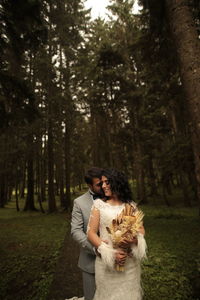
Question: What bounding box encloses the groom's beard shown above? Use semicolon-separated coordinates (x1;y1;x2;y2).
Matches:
90;190;104;198
93;192;103;198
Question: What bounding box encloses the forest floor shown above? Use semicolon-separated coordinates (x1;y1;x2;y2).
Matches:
0;194;200;300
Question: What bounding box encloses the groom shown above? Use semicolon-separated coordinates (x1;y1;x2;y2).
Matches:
71;167;103;300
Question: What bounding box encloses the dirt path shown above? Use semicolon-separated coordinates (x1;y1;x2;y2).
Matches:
46;232;83;300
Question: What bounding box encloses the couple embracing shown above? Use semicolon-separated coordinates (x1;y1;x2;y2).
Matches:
70;167;147;300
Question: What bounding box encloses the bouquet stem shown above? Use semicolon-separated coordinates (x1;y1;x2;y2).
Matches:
115;263;124;272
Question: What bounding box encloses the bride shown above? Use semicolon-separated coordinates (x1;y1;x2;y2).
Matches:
87;168;147;300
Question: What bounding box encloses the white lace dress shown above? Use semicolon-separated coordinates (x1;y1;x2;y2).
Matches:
88;199;146;300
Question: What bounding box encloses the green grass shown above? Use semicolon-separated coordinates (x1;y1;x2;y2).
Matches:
0;199;69;300
0;196;199;300
141;205;200;300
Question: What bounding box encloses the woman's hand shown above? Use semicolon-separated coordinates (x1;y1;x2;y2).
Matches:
115;248;127;266
118;236;138;249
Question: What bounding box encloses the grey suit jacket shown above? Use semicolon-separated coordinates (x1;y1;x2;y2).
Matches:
71;190;96;273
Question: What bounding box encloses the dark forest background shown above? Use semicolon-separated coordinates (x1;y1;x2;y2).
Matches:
0;0;200;213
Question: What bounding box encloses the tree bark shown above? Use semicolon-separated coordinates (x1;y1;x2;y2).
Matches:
47;117;57;212
36;148;45;213
20;164;26;199
15;182;20;212
90;105;101;166
24;148;37;211
64;117;71;211
147;155;158;196
131;110;147;204
57;144;65;208
179;172;191;207
165;0;200;213
47;2;57;213
0;173;7;208
41;140;47;202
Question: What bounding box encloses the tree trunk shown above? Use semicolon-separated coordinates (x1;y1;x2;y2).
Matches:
36;150;45;213
57;145;65;208
131;108;147;204
188;171;198;202
147;155;158;196
137;166;147;204
179;172;191;207
24;149;37;211
24;51;37;211
162;184;171;206
20;164;26;199
59;170;65;208
15;182;20;212
0;173;7;208
161;171;171;206
90;106;101;166
133;137;147;204
63;58;74;211
47;117;57;212
47;3;57;213
165;0;200;214
64;120;71;211
41;144;46;202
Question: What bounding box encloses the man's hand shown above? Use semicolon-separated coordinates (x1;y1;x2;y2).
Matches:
115;249;127;266
118;236;138;249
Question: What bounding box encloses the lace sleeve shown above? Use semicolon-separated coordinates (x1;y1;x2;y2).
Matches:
131;233;147;261
87;199;103;235
131;201;145;231
87;204;100;237
87;199;116;270
130;202;147;260
130;201;138;211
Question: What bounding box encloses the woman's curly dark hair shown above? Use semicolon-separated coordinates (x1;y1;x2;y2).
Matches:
102;168;133;203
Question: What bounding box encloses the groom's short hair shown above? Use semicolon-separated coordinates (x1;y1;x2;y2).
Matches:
84;167;103;185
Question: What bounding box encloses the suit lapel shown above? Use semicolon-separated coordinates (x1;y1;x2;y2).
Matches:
85;190;93;208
